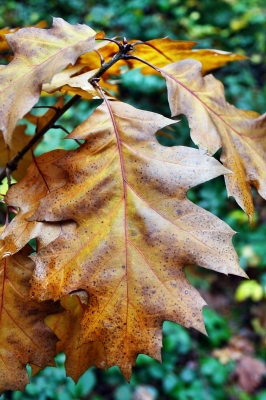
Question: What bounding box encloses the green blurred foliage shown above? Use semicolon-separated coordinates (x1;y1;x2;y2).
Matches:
1;0;266;399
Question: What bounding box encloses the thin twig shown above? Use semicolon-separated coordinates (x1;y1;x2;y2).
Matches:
33;105;59;111
96;37;123;50
94;49;105;65
130;41;174;63
53;124;70;135
124;54;160;73
53;124;83;146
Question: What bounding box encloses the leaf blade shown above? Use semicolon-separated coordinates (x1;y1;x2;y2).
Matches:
24;102;245;379
0;17;96;146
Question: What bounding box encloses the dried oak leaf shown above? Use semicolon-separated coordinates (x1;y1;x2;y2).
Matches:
28;101;245;379
0;245;60;393
0;125;32;181
0;17;96;147
42;66;98;99
235;356;266;393
129;37;247;75
0;150;68;258
0;21;47;55
45;293;106;382
161;59;266;221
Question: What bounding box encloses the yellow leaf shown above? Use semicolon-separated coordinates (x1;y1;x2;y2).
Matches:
235;280;263;302
130;37;247;75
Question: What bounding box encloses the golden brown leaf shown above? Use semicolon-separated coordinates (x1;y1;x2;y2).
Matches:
129;37;247;75
42;66;98;99
0;17;96;147
161;59;266;221
0;245;59;393
0;150;68;258
45;293;106;382
27;101;245;379
0;125;32;181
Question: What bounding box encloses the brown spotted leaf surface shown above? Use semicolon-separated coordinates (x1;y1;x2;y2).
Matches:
0;245;60;393
0;150;68;258
45;293;107;382
0;17;96;146
160;59;266;221
25;101;246;379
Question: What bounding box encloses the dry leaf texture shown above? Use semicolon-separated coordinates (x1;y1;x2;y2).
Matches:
0;246;59;393
26;101;245;379
45;293;106;382
161;59;266;220
0;17;96;146
0;150;68;258
0;125;32;181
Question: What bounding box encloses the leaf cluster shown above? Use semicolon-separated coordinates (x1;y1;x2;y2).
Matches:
0;17;265;393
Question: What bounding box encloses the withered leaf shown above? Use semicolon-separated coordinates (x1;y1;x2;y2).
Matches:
45;293;106;382
42;66;98;99
0;17;96;146
27;101;245;379
161;59;266;221
235;356;266;393
129;37;246;75
0;246;60;393
0;125;32;182
0;150;68;258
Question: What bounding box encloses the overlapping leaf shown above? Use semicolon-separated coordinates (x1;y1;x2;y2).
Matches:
0;150;68;258
42;66;98;99
25;101;245;379
45;293;106;382
0;21;47;58
160;59;266;220
129;37;246;75
0;17;96;146
0;245;60;393
0;125;32;181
